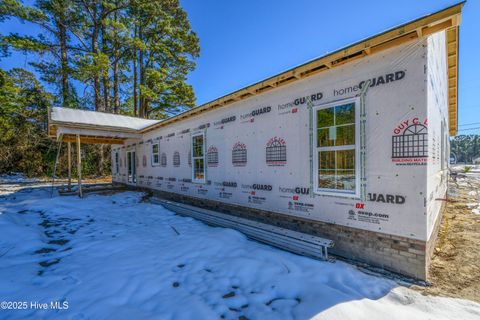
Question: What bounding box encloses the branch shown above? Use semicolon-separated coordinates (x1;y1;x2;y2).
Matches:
80;0;96;21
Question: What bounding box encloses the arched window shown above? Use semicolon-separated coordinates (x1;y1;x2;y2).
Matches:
232;142;247;167
266;137;286;165
207;146;218;167
173;151;180;167
392;124;428;158
161;153;167;167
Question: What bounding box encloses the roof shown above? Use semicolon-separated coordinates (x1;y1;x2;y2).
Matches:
49;107;161;132
48;2;464;143
140;1;464;136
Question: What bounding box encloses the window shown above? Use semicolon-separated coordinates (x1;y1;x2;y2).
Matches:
115;151;119;174
232;142;247;167
161;152;167;167
173;151;180;167
266;137;286;165
151;143;160;166
207;146;218;167
313;98;359;196
392;124;428;158
191;132;205;182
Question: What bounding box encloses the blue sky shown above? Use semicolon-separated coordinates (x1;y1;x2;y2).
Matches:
1;0;479;134
180;0;479;134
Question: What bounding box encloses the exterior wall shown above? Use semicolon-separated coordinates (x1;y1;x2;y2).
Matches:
426;31;450;241
114;39;429;239
111;38;438;279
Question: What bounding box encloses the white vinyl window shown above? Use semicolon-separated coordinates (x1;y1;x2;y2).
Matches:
151;143;159;166
191;132;205;183
313;97;360;196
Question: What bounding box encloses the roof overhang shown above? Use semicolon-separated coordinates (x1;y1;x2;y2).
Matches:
446;25;460;135
48;124;135;145
48;112;143;145
47;106;163;144
140;1;464;136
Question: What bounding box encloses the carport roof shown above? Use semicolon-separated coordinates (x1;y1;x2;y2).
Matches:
48;107;161;145
49;107;161;131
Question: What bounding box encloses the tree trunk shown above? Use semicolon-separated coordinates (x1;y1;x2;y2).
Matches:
99;144;104;174
133;26;138;117
58;19;69;108
138;26;144;118
133;56;138;116
92;4;101;111
113;10;119;113
113;59;119;113
101;19;110;112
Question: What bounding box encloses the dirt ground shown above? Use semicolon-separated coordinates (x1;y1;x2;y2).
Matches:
52;176;113;185
413;167;480;303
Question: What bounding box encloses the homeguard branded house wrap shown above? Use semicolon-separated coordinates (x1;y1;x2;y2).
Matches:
47;3;464;280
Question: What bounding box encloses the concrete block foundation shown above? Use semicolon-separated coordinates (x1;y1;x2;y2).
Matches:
123;184;435;280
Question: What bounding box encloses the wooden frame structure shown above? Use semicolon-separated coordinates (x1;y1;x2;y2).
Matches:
46;3;465;198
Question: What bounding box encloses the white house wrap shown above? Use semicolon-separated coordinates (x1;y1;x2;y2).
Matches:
48;3;465;280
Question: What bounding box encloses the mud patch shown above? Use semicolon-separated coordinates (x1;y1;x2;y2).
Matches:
39;258;61;267
413;170;480;303
48;239;70;246
34;247;57;254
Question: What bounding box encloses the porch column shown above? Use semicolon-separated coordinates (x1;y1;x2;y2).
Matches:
67;142;72;191
76;134;83;198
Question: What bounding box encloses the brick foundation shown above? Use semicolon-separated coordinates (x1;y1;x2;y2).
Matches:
120;183;430;280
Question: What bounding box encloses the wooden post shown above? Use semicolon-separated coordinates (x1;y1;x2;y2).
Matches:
76;135;83;198
67;142;72;191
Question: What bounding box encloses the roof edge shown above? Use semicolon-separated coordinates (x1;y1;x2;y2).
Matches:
142;1;465;134
47;106;161;138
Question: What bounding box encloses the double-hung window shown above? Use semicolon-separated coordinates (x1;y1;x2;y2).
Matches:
151;143;160;166
191;132;205;183
313;97;359;196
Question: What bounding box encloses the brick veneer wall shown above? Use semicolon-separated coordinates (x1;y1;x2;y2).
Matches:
120;183;430;280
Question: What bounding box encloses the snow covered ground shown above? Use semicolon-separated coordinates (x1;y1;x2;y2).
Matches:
0;173;39;184
0;174;41;196
0;186;479;320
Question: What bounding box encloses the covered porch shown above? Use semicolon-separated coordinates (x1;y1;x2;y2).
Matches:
47;107;160;197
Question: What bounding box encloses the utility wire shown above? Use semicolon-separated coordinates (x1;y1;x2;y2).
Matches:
457;126;480;131
459;122;480;127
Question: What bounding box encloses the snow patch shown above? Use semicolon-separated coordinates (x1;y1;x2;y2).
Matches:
0;188;479;319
